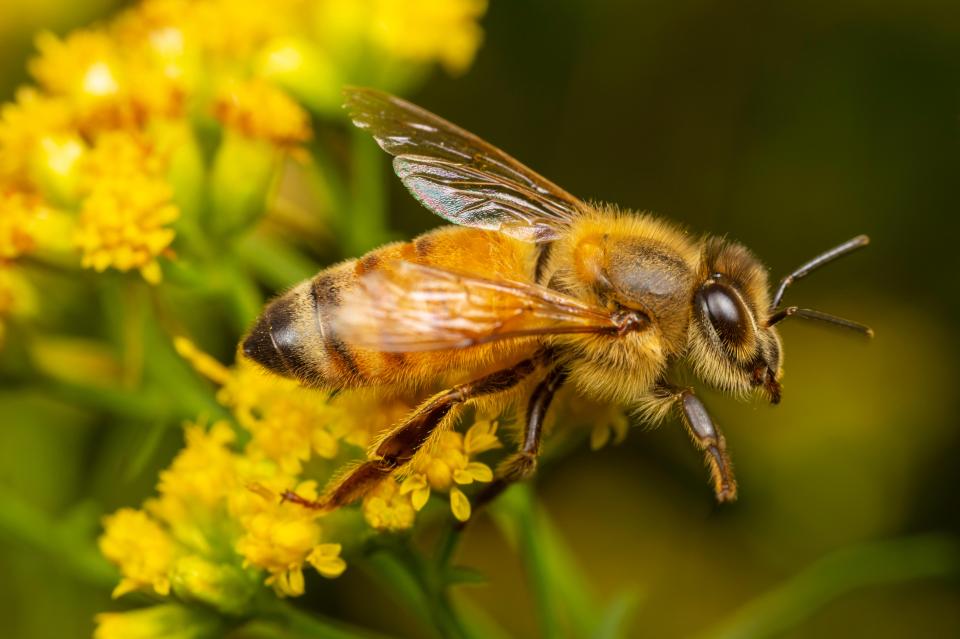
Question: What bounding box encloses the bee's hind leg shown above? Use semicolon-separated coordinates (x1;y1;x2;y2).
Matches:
281;355;542;512
465;366;568;520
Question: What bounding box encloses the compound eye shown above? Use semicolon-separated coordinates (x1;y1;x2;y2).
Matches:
696;282;750;345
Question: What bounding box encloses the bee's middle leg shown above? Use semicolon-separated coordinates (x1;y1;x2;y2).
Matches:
467;366;568;517
283;355;541;511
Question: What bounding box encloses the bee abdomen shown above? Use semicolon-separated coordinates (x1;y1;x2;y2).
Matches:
309;270;367;386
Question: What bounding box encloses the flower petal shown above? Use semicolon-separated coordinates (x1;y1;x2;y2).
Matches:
450;487;471;522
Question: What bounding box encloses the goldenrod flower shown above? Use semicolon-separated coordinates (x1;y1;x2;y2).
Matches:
589;407;630;450
231;478;341;597
80;130;168;187
30;30;120;99
74;175;178;284
400;420;501;522
176;340;345;473
170;555;256;615
214;79;312;146
0;88;74;183
94;604;221;639
362;477;416;532
307;543;347;577
370;0;488;74
0;189;43;259
99;508;177;598
156;421;238;512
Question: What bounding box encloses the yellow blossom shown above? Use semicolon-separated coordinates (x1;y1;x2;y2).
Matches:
308;543;347;577
30;30;120;99
156;421;238;510
74;173;178;284
370;0;487;74
363;477;416;532
99;508;177;598
80;130;168;187
586;404;630;450
400;420;500;522
214;79;312;146
170;555;256;615
230;478;342;597
189;0;303;57
0;188;45;259
94;604;221;639
0;88;74;182
176;341;356;473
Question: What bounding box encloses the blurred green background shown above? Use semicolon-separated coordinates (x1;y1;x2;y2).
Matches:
2;1;959;638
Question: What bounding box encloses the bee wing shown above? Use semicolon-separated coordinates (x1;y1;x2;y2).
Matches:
332;261;618;352
345;87;584;242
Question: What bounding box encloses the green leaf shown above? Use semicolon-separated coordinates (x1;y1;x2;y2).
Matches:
698;534;960;639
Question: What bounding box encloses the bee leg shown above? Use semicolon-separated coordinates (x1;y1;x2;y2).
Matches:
663;386;737;502
284;356;542;512
467;366;569;519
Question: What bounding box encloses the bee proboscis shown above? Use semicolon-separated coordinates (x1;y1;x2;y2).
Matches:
243;88;871;512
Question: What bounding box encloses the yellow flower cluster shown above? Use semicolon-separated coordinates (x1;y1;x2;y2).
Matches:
368;0;488;74
396;419;502;522
73;132;179;284
99;419;346;607
0;0;488;350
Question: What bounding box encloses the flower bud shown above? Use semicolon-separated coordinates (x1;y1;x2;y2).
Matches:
171;555;257;616
94;604;221;639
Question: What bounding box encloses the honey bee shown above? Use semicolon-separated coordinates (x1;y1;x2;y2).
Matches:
242;87;871;511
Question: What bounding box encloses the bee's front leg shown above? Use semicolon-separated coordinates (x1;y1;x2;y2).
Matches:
654;383;737;502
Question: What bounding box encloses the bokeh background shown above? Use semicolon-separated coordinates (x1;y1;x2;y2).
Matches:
2;1;959;638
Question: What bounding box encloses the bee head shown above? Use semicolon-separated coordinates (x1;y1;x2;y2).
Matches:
688;239;784;402
688;235;871;404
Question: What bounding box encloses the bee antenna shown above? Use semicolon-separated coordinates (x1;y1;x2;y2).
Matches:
767;306;874;338
770;235;870;310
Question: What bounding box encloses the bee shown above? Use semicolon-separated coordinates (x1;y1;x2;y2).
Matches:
242;87;871;511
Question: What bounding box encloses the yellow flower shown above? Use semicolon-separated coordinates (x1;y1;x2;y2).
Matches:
214;79;312;146
176;341;352;473
94;604;221;639
307;543;347;578
362;477;416;532
80;130;168;187
188;0;303;57
170;555;255;615
370;0;487;74
156;421;238;511
0;188;44;259
400;420;500;522
99;508;177;598
0;88;74;183
588;405;630;450
74;174;178;283
230;478;343;597
30;29;120;99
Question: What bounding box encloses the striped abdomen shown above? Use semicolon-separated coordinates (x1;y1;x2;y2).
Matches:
242;226;538;391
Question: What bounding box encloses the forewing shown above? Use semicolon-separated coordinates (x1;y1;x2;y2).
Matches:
332;261;617;352
345;87;584;242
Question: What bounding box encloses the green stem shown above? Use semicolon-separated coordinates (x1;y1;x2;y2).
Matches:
698;534;960;639
252;598;390;639
491;484;601;639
